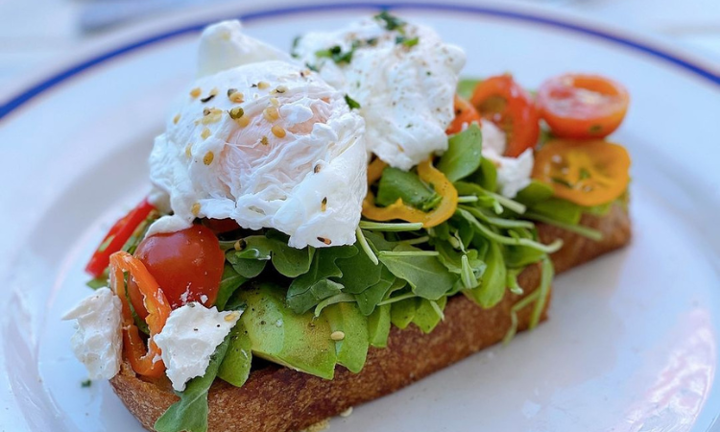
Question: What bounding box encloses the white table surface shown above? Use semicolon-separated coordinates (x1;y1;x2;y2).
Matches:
0;0;718;99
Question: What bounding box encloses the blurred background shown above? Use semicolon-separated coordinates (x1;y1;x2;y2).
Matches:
0;0;718;93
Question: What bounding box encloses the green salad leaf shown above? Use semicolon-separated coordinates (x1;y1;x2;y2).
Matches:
437;123;483;182
379;245;458;301
217;320;252;387
215;264;247;310
457;77;481;99
376;166;441;211
324;302;369;373
286;246;357;313
154;334;231;432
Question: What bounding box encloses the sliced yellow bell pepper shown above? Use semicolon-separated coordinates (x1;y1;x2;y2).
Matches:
362;158;458;228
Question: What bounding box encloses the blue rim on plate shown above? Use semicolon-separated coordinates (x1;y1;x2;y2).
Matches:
0;1;719;122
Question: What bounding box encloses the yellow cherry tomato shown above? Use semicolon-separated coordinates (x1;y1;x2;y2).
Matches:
532;139;630;207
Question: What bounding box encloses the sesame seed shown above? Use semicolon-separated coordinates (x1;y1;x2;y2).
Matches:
317;237;332;245
313;164;321;173
235;115;251;128
200;108;222;124
185;144;193;158
340;407;353;417
173;114;181;124
257;81;270;89
227;88;238;97
274;85;288;94
191;203;201;216
321;197;327;212
224;312;239;322
201;128;211;140
270;97;280;106
190;88;202;98
260;136;269;146
203;151;214;165
234;239;247;251
271;124;286;138
330;331;345;341
230;92;244;103
263;106;279;122
228;107;245;119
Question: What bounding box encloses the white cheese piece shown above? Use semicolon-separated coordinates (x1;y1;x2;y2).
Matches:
62;287;123;380
197;20;292;78
293;16;466;170
147;60;367;249
479;120;533;198
154;303;241;392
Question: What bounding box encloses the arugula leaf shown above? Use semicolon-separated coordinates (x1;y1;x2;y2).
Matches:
227;253;266;278
531;198;582;225
86;271;109;290
334;245;383;294
376;167;440;211
367;304;391;348
437;123;483;182
286;246;357;313
412;297;447;333
215;264;248;310
466;156;498;193
465;241;506;308
265;231;315;277
514;180;554;207
503;228;547;268
354;267;396;316
217;320;252;388
390;297;418;329
379;245;458;301
227;233;314;278
154;335;231;432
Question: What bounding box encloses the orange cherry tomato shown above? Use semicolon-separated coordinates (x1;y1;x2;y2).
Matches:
470;75;540;157
362;158;458;228
128;225;224;319
447;95;482;135
110;251;171;378
532;139;631;207
537;73;629;139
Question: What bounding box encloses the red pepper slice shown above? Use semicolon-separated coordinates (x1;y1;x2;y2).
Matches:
85;198;155;277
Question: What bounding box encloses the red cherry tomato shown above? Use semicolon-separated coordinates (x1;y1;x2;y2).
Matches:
447;95;482;135
202;218;241;235
470;75;540;157
128;225;224;319
537;73;629;139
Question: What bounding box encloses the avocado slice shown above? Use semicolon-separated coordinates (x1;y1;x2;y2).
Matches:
240;283;337;379
367;304;391;348
323;302;369;373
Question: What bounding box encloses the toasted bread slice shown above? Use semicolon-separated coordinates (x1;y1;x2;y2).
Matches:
111;204;630;432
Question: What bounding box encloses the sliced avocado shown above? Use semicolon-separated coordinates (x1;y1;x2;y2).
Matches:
323;302;369;373
390;297;418;329
367;304;391;348
240;283;336;379
412;297;447;334
217;320;252;387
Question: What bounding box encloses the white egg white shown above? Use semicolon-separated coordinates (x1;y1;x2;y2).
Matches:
148;59;367;249
293;16;466;170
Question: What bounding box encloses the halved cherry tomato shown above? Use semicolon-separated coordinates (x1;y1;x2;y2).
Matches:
362;158;458;228
537;73;629;139
202;218;241;234
85;198;155;277
447;95;481;135
470;75;540;157
128;225;224;319
110;251;171;378
532;139;631;207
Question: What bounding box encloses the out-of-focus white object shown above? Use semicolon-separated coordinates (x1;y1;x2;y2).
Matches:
479;120;533;198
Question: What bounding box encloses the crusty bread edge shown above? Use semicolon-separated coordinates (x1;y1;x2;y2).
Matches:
111;204;631;432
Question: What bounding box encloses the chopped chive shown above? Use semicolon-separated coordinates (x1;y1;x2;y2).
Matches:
356;226;379;265
344;94;361;110
358;221;423;232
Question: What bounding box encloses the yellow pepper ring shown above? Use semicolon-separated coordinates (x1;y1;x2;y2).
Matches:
362;158;459;228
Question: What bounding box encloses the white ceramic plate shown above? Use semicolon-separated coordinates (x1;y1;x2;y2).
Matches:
1;1;719;431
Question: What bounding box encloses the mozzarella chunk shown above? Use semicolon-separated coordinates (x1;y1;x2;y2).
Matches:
293;16;466;170
154;303;242;392
63;288;123;380
147;60;367;248
479;120;533;198
197;20;292;77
